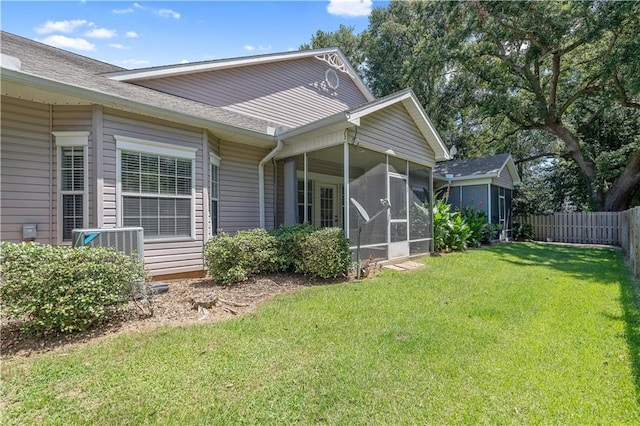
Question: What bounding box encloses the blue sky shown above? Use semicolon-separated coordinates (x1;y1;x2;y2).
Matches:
1;1;389;68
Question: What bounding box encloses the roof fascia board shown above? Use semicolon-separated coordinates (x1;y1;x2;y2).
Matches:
282;89;450;162
503;156;522;185
434;177;493;186
402;91;450;161
434;172;497;181
348;89;450;161
104;48;341;81
1;68;274;147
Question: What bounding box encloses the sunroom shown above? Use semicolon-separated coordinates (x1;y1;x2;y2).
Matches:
272;89;450;262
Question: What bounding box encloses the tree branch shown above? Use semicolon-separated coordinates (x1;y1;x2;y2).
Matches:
514;152;570;164
614;74;640;109
558;72;603;117
577;109;602;135
548;54;561;115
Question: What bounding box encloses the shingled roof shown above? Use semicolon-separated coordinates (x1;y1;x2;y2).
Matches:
434;153;520;184
0;31;278;136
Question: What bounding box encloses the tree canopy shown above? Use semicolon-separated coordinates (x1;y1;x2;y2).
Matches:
302;0;640;211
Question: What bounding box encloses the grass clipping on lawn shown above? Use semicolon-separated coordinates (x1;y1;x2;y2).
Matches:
2;242;640;424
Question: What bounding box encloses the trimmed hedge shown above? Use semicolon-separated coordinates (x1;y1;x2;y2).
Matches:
270;223;319;272
203;229;278;284
0;242;145;335
203;225;351;284
296;227;351;279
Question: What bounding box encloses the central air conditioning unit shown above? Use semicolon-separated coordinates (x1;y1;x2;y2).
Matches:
72;227;144;263
72;227;146;297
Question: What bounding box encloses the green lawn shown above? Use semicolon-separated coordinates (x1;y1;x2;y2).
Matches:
2;242;640;424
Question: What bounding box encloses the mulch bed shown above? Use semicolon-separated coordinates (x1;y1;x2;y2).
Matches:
1;273;349;359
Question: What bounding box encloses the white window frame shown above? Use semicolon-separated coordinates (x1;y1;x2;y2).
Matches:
115;135;197;241
54;131;89;245
209;153;221;236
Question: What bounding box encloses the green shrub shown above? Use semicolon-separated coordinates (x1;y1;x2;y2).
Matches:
481;223;504;243
296;227;351;279
203;228;278;284
460;206;487;247
0;242;145;335
433;198;472;252
513;222;535;240
270;222;319;272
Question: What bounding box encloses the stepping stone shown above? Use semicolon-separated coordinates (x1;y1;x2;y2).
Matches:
400;261;425;269
383;264;407;271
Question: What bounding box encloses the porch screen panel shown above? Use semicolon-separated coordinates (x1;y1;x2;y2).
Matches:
348;146;387;247
121;151;192;238
461;185;488;213
409;163;432;243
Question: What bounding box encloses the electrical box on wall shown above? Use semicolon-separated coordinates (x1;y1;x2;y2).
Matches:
23;223;37;239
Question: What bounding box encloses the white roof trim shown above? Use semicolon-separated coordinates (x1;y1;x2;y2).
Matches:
348;89;450;161
103;47;375;102
500;155;522;186
434;155;522;186
279;89;450;164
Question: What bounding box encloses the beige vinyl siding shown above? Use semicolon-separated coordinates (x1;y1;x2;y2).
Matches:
102;108;206;276
219;141;274;234
494;166;515;190
52;105;94;240
358;104;436;167
1;97;52;243
135;58;368;129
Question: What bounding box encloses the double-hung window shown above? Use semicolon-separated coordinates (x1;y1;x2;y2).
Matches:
54;131;89;243
210;153;220;235
116;136;196;240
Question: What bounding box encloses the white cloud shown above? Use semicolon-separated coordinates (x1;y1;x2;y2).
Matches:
109;43;130;50
179;59;189;64
244;44;272;52
126;31;139;38
34;19;88;34
37;35;95;51
158;8;180;19
327;0;373;17
113;7;134;14
85;28;117;39
122;58;150;66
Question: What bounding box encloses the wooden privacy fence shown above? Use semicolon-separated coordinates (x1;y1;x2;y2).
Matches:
619;207;640;278
519;212;620;245
518;207;640;278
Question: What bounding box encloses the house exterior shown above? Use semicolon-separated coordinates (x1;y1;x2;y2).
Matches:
1;31;449;279
434;154;521;237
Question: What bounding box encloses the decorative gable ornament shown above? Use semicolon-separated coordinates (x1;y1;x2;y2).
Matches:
315;53;355;79
325;68;339;90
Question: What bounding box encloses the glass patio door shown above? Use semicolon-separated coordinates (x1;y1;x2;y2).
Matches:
318;183;339;228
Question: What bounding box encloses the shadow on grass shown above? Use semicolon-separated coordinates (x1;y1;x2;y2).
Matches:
618;267;640;407
489;241;623;285
491;242;640;406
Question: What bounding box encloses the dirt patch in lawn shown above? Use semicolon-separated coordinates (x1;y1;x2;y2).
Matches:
1;273;353;359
